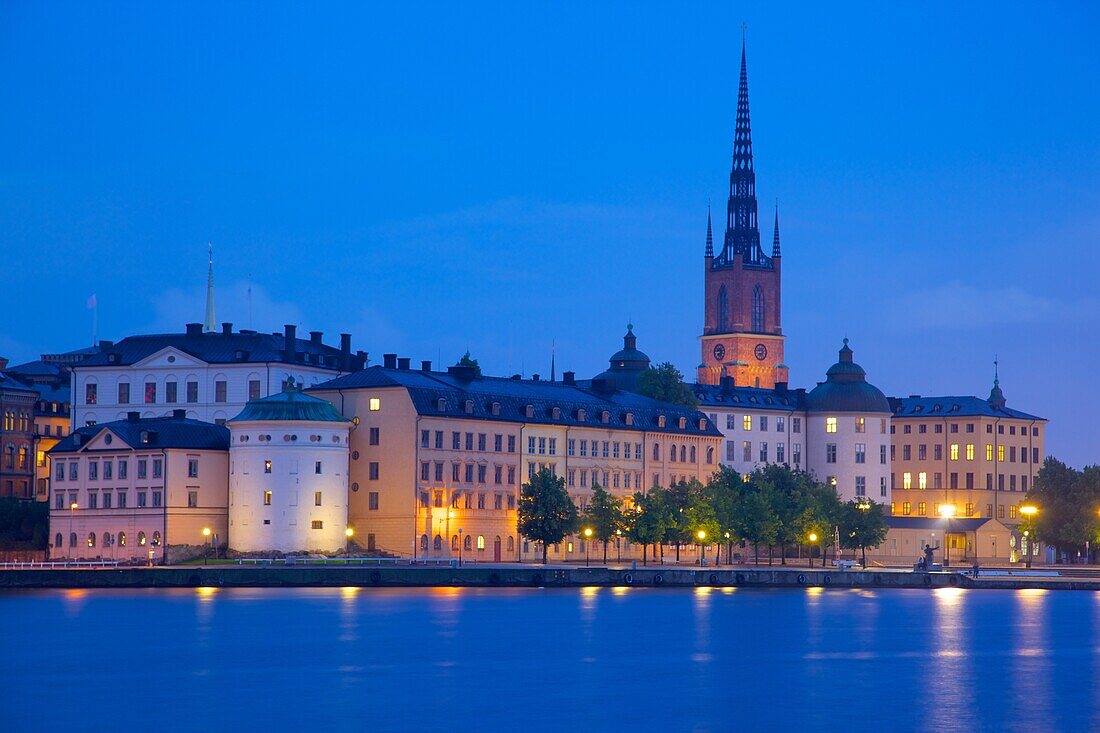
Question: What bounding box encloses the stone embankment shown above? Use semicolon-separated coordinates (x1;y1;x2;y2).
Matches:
2;565;1099;590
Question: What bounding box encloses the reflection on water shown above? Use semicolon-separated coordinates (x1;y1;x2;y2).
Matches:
3;587;1099;732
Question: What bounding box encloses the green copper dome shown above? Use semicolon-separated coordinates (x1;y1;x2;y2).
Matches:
229;378;348;423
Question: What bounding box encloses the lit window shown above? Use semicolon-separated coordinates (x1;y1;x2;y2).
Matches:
477;535;485;550
264;460;272;474
369;398;381;411
965;444;975;461
854;417;865;433
314;491;322;506
264;490;272;506
903;472;912;490
998;445;1005;462
311;520;323;530
950;444;959;461
743;415;752;431
825;417;837;433
986;444;994;461
918;472;927;490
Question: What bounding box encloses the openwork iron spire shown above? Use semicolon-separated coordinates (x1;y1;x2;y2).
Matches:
203;242;216;333
705;203;714;257
719;29;769;269
772;202;781;257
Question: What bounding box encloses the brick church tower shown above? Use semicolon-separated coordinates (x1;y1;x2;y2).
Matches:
698;35;787;389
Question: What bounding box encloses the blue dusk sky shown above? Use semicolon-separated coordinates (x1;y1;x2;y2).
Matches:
1;2;1098;466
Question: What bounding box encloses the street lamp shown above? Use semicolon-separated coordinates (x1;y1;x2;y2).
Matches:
345;527;354;555
583;528;593;567
808;532;820;567
938;504;956;567
697;530;707;566
68;502;78;560
458;528;464;566
202;527;211;565
1020;505;1038;569
615;529;622;563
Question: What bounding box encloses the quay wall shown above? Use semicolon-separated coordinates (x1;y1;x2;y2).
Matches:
2;566;1100;591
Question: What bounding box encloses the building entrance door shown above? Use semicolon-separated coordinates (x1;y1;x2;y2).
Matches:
493;538;501;562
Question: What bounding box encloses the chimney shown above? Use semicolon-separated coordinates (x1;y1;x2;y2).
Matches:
185;323;203;337
720;375;734;394
591;378;616;395
775;381;788;394
562;371;575;386
310;331;323;346
340;333;351;353
532;374;540;381
127;411;140;422
383;353;397;369
421;360;432;372
283;325;297;361
447;364;477;382
221;322;232;335
98;340;114;350
172;409;186;420
397;357;411;370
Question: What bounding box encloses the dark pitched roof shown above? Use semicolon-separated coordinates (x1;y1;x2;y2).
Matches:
230;385;349;423
885;516;996;532
0;372;37;396
311;367;721;437
805;340;890;414
7;360;62;377
50;415;229;453
888;395;1043;421
693;383;807;411
74;328;363;371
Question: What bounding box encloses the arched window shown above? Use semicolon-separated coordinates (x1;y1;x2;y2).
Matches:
102;533;112;547
69;532;76;547
87;532;96;548
420;534;429;551
433;535;442;551
151;531;161;547
55;533;62;548
690;446;697;463
669;444;677;463
706;446;714;464
463;535;472;551
118;532;126;547
717;285;729;331
652;443;660;461
507;536;515;552
752;284;765;332
476;535;485;550
451;535;459;551
138;531;147;546
680;446;687;462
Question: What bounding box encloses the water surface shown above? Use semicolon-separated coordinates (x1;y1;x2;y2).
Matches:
2;586;1098;732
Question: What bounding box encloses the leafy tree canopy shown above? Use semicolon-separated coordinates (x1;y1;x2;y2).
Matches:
518;467;578;563
636;362;698;408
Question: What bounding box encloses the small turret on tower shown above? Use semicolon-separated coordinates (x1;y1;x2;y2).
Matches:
203;242;216;334
772;203;781;258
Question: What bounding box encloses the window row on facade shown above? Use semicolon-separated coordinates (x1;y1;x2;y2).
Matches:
54;489;164;509
83;378;263;407
893;443;1040;464
894;471;1034;491
893;422;1040;437
892;501;1028;520
53;530;161;549
53;457;164;482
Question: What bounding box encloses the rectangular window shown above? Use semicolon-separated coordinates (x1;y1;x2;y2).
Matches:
315;461;322;474
188;459;199;478
966;444;975;461
759;442;768;463
966;472;975;490
368;492;379;510
851;443;864;464
904;425;911;434
934;445;943;461
902;502;911;516
88;493;97;509
612;442;619;459
1009;505;1017;519
602;442;610;458
825;417;837;433
311;521;323;530
793;418;801;434
367;397;381;412
103;460;113;480
776;417;785;432
793;444;802;465
118;383;130;404
264;460;272;474
478;433;487;451
152;491;162;507
187;491;198;508
166;381;178;403
903;472;912;490
478;465;487;483
950;472;958;489
918;444;927;460
950;444;959;461
855;476;866;496
55;493;64;509
117;491;127;508
951;424;959;434
248;380;261;401
89;461;98;480
314;491;322;506
902;445;911;461
85;383;97;405
880;445;887;465
1032;447;1039;464
568;439;575;456
137;460;147;479
452;463;460;482
466;433;475;451
102;492;112;509
186;381;199;403
998;445;1005;462
580;440;588;457
434;462;443;482
507;436;516;453
726;414;735;429
421;462;430;481
465;464;474;483
477;493;486;510
760;416;769;431
826;444;837;464
264;490;272;506
214;381;227;403
743;415;752;431
494;434;503;452
742;441;751;462
137;491;147;507
776;442;785;463
369;462;380;480
880;477;887;497
918;502;926;516
854;417;865;433
421;430;430;448
495;465;503;484
494;494;503;510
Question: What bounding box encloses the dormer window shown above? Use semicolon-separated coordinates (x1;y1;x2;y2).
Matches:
464;399;474;414
436;398;446;412
625;412;634;426
140;431;149;444
577;408;586;421
491;402;501;416
698;418;707;430
600;410;610;424
552;407;561;420
525;405;535;419
658;415;667;428
678;416;687;430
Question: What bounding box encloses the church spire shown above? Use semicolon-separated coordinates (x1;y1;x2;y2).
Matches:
705;203;714;257
772;201;781;257
203;242;216;333
721;25;764;267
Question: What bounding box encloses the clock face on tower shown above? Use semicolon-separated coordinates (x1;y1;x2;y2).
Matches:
712;343;726;361
754;343;768;361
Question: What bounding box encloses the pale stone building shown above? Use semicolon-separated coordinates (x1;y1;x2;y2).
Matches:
228;381;351;553
47;411;229;562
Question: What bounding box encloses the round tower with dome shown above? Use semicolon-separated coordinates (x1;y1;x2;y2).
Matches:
227;377;351;553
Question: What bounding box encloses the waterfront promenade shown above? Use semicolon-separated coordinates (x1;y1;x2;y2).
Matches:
3;562;1099;591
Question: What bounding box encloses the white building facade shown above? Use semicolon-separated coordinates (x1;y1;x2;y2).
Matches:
71;323;366;428
228;381;351;553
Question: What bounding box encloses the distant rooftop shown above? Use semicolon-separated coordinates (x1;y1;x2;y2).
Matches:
50;412;229;453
